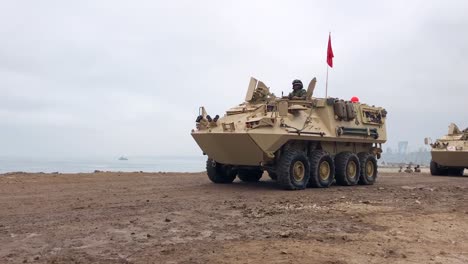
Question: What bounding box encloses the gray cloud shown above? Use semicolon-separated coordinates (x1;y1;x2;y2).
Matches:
0;0;467;158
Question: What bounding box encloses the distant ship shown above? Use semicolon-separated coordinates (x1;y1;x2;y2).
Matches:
118;156;128;161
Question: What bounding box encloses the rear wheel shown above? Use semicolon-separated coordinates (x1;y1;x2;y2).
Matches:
357;152;378;185
308;150;335;188
430;160;447;176
206;158;237;184
335;152;360;186
276;149;310;190
238;169;263;182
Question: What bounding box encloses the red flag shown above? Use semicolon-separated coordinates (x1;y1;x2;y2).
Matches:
327;33;334;68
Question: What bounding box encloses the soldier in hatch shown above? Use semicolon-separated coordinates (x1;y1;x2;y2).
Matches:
288;79;306;100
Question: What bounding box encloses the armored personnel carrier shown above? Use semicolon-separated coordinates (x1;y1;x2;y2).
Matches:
426;123;468;176
191;77;387;190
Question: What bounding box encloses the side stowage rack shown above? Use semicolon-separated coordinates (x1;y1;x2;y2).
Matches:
345;102;356;120
333;100;356;121
336;126;379;139
333;100;347;120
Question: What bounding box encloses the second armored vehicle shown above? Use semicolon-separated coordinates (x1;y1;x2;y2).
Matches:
191;77;387;190
426;123;468;176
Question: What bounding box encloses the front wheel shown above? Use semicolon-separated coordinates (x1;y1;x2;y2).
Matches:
430;160;447;176
276;149;311;190
206;158;237;184
448;167;464;176
267;170;278;181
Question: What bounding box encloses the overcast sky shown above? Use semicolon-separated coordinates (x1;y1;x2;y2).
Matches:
1;0;467;158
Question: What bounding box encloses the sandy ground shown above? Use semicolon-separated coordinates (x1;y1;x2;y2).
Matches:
1;170;468;264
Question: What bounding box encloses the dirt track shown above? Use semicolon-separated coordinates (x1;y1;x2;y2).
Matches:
1;171;468;264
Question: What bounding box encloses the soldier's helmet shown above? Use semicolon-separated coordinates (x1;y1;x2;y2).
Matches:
292;79;303;89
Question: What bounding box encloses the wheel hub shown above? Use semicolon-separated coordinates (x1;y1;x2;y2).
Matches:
366;160;374;176
292;161;305;181
347;160;357;179
319;161;331;181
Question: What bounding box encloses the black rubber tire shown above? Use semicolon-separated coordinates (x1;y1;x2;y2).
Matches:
206;158;237;184
335;152;360;186
267;171;278;181
276;149;310;190
357;152;378;185
448;167;464;176
238;169;263;182
308;150;335;188
430;160;447;176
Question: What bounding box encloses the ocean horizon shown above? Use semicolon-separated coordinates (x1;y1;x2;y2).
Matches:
0;156;207;174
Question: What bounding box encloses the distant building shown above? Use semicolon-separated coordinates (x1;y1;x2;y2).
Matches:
386;147;393;154
381;148;431;166
398;141;408;154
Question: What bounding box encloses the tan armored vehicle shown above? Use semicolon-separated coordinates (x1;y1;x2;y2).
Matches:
425;123;468;176
191;77;387;190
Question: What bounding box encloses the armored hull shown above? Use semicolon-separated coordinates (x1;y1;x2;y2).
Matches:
428;123;468;176
191;77;387;190
432;150;467;168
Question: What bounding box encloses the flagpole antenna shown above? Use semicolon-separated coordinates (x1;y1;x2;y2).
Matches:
326;32;334;98
326;65;329;98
